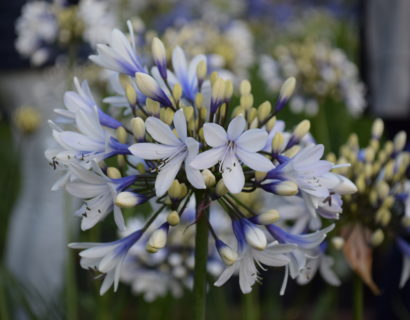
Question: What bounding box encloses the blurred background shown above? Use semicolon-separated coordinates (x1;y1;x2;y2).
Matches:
0;0;409;319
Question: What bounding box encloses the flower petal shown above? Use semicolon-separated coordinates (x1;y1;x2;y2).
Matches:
185;137;206;189
222;152;244;194
236;129;268;152
190;146;225;169
155;153;186;196
227;116;246;140
236;147;274;171
145;117;180;146
173;109;187;141
203;123;228;147
129;143;177;160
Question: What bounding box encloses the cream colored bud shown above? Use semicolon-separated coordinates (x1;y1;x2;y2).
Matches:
283;145;301;158
240;80;251;96
232;106;245;118
255;171;267;182
216;179;229;196
202;169;216;188
179;183;188;198
183;106;194;121
293;120;310;140
219;246;238;266
257;209;281;225
371;229;384;246
331;237;345;250
160;108;174;125
212;78;226;102
257;101;272;122
245;226;267;250
148;228;167;250
146;244;158;253
117;155;126;167
210;71;219;85
272;132;284;153
274;181;298;196
107;167;121;179
240;94;254;109
195;93;204;109
115;127;127;144
135;73;161;98
152;37;166;64
372;118;384;139
146;98;160;115
125;83;137;105
326;152;336;163
375;208;391;226
168;180;181;199
115;192;140;208
365;148;375;163
376;181;390;199
266;117;277;131
224;80;233;100
199;107;207;121
247;108;257;124
384;141;394;155
172;83;182;101
382;196;394;209
402;216;410;228
167;211;180;226
130;117;145;140
394;131;407;152
279;77;296;100
196;60;207;80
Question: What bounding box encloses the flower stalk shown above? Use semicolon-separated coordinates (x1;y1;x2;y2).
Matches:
193;195;210;320
353;275;363;320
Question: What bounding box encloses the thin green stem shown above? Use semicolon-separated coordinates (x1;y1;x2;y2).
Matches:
193;195;209;320
353;276;363;320
242;289;259;320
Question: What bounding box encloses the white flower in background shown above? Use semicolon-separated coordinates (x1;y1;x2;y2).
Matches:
191;116;273;193
15;1;58;65
129;109;205;196
78;0;117;47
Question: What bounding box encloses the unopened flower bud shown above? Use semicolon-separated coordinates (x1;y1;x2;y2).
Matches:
167;211;180;226
244;224;267;250
196;60;207;82
148;226;168;250
331;237;345;250
224;80;233;100
172;83;182;101
394;131;407;152
116;126;127;144
202;169;216;188
371;229;384;247
183;106;194;121
372;118;384;139
240;94;254;110
136;162;146;174
279;77;296;101
146;98;160;115
115;191;141;208
258;101;272;122
255;171;267;182
130;117;145;140
283;145;300;158
136;72;172;106
240;80;251;96
195;93;204;109
272;181;298;196
107;167;121;179
266;117;277;131
293;120;310;140
168;180;181;199
272;132;284;153
219;244;238;266
125;83;137;106
254;209;280;225
332;176;357;195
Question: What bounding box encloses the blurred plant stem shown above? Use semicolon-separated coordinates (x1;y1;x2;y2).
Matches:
193;196;209;320
353;276;363;320
64;194;77;320
242;289;260;320
314;102;332;152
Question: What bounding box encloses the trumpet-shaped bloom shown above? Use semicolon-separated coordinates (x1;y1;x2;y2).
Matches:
55;77;122;129
191;116;274;193
52;107;130;163
129;109;205;196
66;162;143;230
69;228;143;295
90;27;144;76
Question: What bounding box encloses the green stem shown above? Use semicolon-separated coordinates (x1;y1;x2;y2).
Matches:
243;289;259;320
353;276;363;320
193;196;209;320
315;100;332;152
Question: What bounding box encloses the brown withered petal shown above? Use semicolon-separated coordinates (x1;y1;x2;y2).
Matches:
342;224;381;295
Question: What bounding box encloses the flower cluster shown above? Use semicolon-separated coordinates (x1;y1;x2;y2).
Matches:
327;119;410;293
259;40;365;116
47;23;356;297
15;0;117;66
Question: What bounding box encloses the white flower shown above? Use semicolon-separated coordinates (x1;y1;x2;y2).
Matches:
191;116;274;193
66;162;142;230
214;242;293;293
129;109;205;196
89;25;144;76
69;228;144;295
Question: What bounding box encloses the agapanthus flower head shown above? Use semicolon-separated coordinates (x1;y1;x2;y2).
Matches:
47;23;354;296
328;118;410;292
